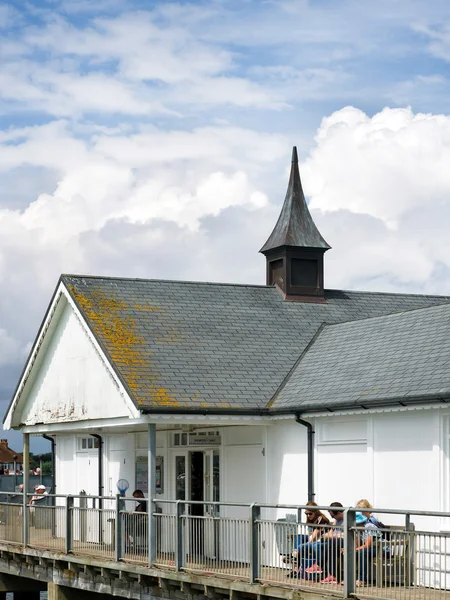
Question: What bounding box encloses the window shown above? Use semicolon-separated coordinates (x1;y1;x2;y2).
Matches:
173;433;188;446
172;431;221;447
78;437;99;451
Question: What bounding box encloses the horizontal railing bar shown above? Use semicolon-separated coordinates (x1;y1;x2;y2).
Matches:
152;499;254;507
63;494;116;500
3;491;450;519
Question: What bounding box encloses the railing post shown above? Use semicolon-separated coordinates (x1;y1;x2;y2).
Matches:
65;495;73;554
175;500;184;571
115;494;123;562
405;513;414;586
22;432;30;546
343;508;356;598
249;503;260;584
148;423;157;566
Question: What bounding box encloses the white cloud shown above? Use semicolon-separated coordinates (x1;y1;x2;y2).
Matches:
302;106;450;291
0;10;286;117
413;24;450;62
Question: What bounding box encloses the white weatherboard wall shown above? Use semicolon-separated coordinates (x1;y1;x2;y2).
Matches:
266;420;308;508
314;409;441;513
316;417;371;507
372;411;440;511
20;301;134;425
222;425;266;510
55;436;76;496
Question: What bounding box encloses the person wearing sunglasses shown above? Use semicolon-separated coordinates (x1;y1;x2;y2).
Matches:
289;501;330;578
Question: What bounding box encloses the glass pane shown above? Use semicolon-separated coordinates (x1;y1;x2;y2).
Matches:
81;439;87;449
88;438;93;449
181;433;188;446
175;456;186;501
213;452;220;504
93;438;99;449
174;433;180;446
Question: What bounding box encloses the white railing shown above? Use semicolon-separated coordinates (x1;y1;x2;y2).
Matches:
0;493;450;599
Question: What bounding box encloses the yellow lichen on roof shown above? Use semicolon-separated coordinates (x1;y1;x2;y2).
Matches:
67;284;205;409
68;285;161;405
133;303;159;312
149;387;181;407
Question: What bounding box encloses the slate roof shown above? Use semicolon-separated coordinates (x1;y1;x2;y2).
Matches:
62;275;450;414
260;147;330;253
272;302;450;412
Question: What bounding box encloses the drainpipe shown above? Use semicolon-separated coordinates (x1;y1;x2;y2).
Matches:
90;434;103;502
295;414;315;502
43;434;56;536
42;435;55;494
91;434;103;544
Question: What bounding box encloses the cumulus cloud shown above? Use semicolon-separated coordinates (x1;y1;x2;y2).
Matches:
3;1;450;450
302;106;450;291
0;122;288;382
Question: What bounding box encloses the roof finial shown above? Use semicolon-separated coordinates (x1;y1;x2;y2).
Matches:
259;147;330;253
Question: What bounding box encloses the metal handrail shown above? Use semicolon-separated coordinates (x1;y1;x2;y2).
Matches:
1;494;450;599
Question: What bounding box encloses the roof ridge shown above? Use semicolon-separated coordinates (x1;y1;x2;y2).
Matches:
326;287;450;299
61;274;272;289
61;275;450;300
266;322;327;409
324;298;450;331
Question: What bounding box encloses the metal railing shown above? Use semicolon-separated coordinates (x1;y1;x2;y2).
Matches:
0;495;450;598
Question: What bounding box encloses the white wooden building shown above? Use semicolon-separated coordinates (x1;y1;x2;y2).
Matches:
4;148;450;523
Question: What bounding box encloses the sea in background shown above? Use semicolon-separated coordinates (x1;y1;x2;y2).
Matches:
5;592;48;599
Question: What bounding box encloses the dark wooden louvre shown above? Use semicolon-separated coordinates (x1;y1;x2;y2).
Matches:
291;259;318;287
269;259;284;287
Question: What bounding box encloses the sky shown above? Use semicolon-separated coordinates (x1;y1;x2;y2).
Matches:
2;0;450;452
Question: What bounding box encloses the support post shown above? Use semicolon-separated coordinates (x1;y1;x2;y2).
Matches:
148;423;157;565
22;432;30;545
65;495;73;554
343;508;356;598
249;503;260;584
115;494;123;562
405;513;414;586
175;500;183;571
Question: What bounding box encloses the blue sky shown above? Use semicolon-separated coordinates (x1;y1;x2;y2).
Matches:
2;0;450;451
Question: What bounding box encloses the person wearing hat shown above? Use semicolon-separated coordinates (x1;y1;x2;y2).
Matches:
30;484;47;506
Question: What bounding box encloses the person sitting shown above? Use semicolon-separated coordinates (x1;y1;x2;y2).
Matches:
354;499;385;586
319;502;345;584
133;489;147;513
30;484;48;505
289;501;330;577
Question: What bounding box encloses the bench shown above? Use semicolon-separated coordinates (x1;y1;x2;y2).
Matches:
369;524;415;587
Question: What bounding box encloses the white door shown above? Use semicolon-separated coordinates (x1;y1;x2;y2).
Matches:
75;451;99;543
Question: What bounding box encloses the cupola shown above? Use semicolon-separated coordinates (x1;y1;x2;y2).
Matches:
260;147;330;302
